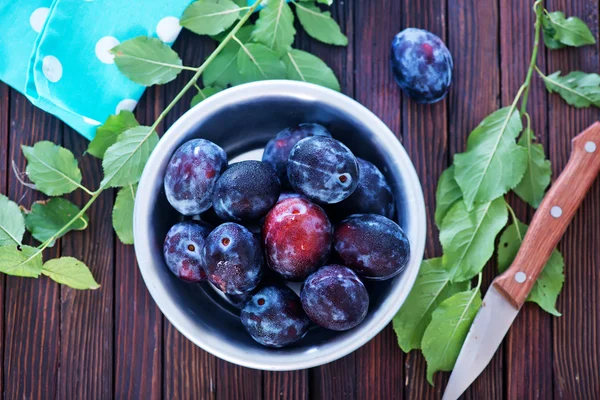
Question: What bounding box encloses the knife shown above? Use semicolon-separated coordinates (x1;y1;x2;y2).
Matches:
442;122;600;400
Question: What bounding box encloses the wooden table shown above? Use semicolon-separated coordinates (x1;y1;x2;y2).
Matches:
1;0;599;398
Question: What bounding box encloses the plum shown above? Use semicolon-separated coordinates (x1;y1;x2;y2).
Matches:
203;222;264;294
241;285;310;348
334;158;395;219
287;136;359;204
334;214;410;280
262;123;331;187
391;28;453;104
300;265;369;331
163;221;212;282
164;139;227;215
212;160;280;222
263;197;332;280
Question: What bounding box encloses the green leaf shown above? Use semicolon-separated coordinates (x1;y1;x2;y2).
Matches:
316;0;334;5
87;111;140;159
24;198;88;247
0;194;25;246
542;70;600;109
294;2;348;46
252;0;295;55
204;25;254;87
422;284;482;384
22;141;83;196
283;49;340;91
191;87;223;107
101;126;159;188
113;185;137;245
440;197;508;283
498;221;564;316
434;166;463;229
180;0;241;36
542;11;596;49
111;37;183;86
513;129;552;208
236;43;286;82
393;258;468;353
0;245;43;278
454;107;527;209
42;257;100;290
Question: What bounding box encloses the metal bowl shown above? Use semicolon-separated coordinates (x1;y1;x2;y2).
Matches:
134;81;426;371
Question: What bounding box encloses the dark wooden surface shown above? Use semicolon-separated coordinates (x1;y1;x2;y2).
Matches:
1;0;599;398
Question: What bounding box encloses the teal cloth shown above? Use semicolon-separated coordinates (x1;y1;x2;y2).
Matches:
0;1;191;140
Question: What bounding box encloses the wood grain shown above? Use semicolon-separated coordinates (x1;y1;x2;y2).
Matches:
352;1;404;399
58;126;114;399
4;90;61;399
500;0;554;397
447;1;504;398
402;0;451;397
114;85;164;400
546;0;600;398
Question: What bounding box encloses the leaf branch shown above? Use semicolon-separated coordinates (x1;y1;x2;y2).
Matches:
519;0;544;115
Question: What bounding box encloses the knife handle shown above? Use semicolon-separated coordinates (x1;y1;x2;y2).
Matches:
494;122;600;309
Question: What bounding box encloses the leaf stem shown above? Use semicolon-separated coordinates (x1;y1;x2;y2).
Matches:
519;0;544;115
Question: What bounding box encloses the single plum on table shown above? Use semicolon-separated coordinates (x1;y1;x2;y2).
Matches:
334;158;395;219
263;197;332;281
203;222;264;294
288;136;359;204
241;285;311;348
164;139;227;215
300;265;369;331
391;28;453;104
212;160;280;222
163;220;212;282
262;123;331;187
334;214;410;280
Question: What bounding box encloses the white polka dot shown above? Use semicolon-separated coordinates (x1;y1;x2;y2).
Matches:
550;206;563;218
83;116;102;126
42;56;62;83
156;16;182;43
585;141;597;153
515;272;527;283
116;99;138;114
30;7;49;33
95;36;120;64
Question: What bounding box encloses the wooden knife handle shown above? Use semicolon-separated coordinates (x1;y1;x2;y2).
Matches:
494;122;600;309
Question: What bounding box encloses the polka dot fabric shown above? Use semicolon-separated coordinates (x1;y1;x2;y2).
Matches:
0;0;191;140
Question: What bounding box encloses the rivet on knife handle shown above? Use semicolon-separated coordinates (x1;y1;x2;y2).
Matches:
494;122;600;309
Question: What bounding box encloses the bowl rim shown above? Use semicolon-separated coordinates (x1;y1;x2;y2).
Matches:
133;80;427;371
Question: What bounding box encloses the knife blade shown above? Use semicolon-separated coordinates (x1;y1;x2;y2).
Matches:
442;122;600;400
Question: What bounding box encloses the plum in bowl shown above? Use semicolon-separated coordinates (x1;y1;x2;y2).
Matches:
133;81;426;371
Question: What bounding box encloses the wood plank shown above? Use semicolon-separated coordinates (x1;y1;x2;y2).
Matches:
302;1;356;398
351;1;404;399
162;30;219;400
500;0;554;398
451;0;504;397
401;0;451;397
0;82;8;398
4;90;61;399
545;0;600;398
113;86;164;400
263;371;308;400
446;0;504;398
58;127;114;399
